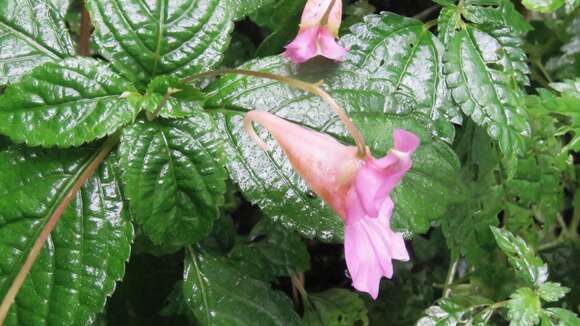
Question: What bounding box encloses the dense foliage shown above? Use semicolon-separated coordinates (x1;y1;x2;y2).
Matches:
0;0;578;325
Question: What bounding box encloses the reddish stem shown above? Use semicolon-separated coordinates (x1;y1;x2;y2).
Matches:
79;2;92;56
0;136;118;325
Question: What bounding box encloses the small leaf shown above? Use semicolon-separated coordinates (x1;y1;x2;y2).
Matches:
87;0;234;83
183;248;301;325
119;115;226;247
0;57;138;147
0;147;133;325
522;0;566;13
490;227;548;285
139;75;206;119
302;289;369;326
545;308;580;325
507;288;542;326
0;0;74;85
538;282;570;302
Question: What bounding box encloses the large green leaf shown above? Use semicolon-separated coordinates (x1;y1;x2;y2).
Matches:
183;248;300;325
119;115;227;247
0;57;138;148
0;0;74;86
0;147;133;325
439;1;531;156
205;13;460;241
87;0;234;83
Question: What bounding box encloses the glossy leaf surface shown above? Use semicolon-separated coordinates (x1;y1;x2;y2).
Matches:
119;116;227;247
183;249;300;325
0;0;74;85
444;26;530;155
0;57;138;148
87;0;234;83
0;147;133;325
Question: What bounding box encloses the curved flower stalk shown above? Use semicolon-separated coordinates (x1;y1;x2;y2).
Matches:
284;0;348;63
244;111;419;299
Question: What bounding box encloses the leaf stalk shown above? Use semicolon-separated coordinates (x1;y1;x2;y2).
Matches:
0;134;119;325
184;68;368;157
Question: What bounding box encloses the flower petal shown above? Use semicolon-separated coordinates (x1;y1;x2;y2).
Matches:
283;26;320;63
393;128;420;153
345;198;409;299
318;27;347;61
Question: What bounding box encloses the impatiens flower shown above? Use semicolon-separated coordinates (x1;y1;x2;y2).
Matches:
244;110;419;299
283;0;348;63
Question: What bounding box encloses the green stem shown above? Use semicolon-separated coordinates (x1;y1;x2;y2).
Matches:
534;59;553;84
0;134;119;325
443;258;459;298
184;68;368;157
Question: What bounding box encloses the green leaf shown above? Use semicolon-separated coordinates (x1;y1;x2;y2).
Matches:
444;26;530;155
231;0;277;21
250;0;304;31
546;16;580;80
538;282;570;302
87;0;234;83
119;116;226;247
134;75;206;119
183;248;301;325
49;0;72;17
222;32;257;68
228;219;310;281
490;227;548;285
522;0;566;13
205;13;460;241
252;0;304;57
0;57;138;147
0;0;74;85
442;123;502;263
418;291;495;326
507;288;542;326
302;289;369;326
0;147;133;325
541;244;580;311
546;308;580;325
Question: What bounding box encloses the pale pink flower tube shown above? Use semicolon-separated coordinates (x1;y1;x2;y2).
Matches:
283;0;347;63
244;111;419;299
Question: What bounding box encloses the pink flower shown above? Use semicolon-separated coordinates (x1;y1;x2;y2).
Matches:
283;0;347;63
244;111;419;299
